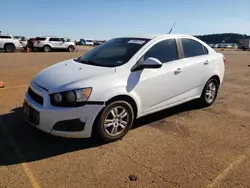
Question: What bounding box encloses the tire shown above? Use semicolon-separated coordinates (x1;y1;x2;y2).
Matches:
198;78;219;107
4;43;15;52
43;45;51;52
93;101;134;143
68;45;75;52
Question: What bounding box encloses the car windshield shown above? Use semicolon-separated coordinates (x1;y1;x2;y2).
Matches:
74;37;150;67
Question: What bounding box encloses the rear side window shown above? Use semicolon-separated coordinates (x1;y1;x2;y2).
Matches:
49;38;61;42
181;38;208;58
0;36;12;39
144;39;178;63
35;37;46;41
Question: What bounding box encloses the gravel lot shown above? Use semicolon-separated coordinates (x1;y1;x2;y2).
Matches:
0;49;250;188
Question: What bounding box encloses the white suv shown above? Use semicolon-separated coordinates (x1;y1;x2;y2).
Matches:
24;34;225;142
33;37;75;52
0;35;22;52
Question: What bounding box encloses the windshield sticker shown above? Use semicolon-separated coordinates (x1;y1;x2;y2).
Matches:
117;61;123;64
128;40;146;44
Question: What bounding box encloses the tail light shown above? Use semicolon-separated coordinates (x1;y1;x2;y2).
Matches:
37;40;41;44
223;56;226;65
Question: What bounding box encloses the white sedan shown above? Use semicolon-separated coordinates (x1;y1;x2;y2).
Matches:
24;34;225;142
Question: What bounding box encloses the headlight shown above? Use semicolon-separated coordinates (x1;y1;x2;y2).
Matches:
53;93;62;103
66;91;76;103
51;88;92;107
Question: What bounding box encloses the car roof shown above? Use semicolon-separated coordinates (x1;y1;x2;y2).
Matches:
118;34;194;40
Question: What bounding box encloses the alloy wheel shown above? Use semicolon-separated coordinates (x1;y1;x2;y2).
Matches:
103;106;129;136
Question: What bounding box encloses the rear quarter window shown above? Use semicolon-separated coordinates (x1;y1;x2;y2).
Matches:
203;46;209;54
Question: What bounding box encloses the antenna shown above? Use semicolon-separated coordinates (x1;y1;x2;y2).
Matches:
168;22;175;34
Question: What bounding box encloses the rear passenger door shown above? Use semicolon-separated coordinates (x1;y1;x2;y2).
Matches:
178;38;210;97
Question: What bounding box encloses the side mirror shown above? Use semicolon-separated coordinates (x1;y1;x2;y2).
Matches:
143;57;162;69
131;57;162;72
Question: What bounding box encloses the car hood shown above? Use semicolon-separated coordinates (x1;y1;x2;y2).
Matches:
32;59;115;93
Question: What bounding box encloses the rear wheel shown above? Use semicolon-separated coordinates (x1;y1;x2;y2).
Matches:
4;43;15;52
198;78;219;107
43;45;51;52
68;45;75;52
93;101;134;143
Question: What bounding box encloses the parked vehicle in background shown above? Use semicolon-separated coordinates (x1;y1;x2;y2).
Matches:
19;37;28;48
24;34;225;142
33;37;75;52
79;39;94;46
85;40;94;45
93;40;101;45
239;39;250;50
0;35;22;52
231;44;238;49
75;40;82;45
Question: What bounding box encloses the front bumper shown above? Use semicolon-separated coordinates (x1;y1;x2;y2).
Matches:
24;82;104;138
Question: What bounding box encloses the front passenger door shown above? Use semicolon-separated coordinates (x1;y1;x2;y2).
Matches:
130;39;186;115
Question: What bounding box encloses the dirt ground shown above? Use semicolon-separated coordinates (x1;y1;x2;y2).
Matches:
0;49;250;188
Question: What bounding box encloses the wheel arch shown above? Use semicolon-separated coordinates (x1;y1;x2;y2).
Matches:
4;43;15;49
200;74;221;97
209;75;220;87
105;95;138;118
91;94;139;138
43;44;51;48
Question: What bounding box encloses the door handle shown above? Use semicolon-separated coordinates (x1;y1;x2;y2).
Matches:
174;68;182;75
204;60;209;65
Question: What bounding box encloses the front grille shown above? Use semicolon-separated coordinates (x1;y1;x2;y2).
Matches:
28;87;43;105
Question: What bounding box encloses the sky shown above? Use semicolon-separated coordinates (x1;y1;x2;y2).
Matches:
1;0;250;40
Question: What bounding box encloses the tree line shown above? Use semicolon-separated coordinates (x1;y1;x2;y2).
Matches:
194;33;249;44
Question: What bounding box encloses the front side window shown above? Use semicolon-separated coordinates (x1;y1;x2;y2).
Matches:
143;39;178;63
74;38;150;67
181;38;207;58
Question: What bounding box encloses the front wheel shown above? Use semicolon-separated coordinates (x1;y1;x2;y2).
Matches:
198;78;219;107
93;101;134;143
